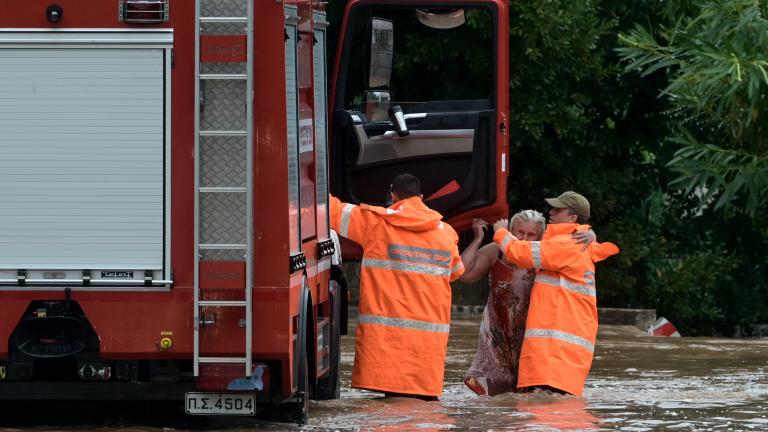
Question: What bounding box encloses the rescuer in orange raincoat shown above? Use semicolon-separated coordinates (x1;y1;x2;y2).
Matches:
330;174;464;399
491;191;619;396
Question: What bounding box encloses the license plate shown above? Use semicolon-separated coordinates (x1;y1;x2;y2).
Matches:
185;392;255;415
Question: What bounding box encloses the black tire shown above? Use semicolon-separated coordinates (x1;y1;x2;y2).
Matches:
331;265;349;336
313;280;341;400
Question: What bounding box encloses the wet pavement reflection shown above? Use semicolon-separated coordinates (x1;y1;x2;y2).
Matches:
2;313;768;431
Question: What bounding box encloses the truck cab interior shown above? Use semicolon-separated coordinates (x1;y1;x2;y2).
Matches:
330;5;502;221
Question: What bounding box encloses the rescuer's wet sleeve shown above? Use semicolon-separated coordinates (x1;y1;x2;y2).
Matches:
449;251;465;282
448;229;465;282
329;195;378;247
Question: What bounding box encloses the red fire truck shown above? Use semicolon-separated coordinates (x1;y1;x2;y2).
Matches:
0;0;508;423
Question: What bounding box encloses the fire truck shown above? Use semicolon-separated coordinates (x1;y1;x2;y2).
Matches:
0;0;508;423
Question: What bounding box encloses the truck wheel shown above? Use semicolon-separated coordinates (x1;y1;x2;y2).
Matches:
313;279;341;400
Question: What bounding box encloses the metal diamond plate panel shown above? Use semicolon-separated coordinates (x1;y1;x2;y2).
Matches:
200;192;246;245
201;136;246;188
201;22;247;36
201;62;246;75
201;0;246;20
201;79;246;131
201;249;245;261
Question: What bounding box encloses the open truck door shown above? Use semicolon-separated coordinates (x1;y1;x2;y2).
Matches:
330;1;509;234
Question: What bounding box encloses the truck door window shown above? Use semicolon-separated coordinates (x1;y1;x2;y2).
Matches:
332;4;501;222
340;7;494;114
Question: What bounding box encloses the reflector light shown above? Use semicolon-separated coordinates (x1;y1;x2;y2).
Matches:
119;0;169;24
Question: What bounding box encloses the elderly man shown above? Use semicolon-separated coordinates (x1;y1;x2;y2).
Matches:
492;191;619;396
330;173;464;400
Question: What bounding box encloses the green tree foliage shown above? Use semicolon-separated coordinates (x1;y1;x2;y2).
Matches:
617;0;768;334
618;0;768;216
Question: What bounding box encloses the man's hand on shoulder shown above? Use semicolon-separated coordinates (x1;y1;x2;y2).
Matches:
572;229;597;252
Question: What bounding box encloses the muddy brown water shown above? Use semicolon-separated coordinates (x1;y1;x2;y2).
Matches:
2;314;767;431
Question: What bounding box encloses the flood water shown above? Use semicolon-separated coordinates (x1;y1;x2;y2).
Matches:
2;312;768;431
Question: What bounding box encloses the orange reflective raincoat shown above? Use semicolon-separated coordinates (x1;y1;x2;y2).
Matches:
493;223;619;396
330;195;464;397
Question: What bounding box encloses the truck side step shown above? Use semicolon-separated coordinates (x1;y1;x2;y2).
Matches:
199;130;247;137
199;300;247;307
199;187;247;193
198;357;248;364
200;73;247;80
200;17;247;23
199;244;246;250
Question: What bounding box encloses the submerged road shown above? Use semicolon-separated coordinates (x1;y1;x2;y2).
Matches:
2;313;767;431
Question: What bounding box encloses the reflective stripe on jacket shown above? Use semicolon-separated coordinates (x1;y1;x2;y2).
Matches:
494;223;619;396
330;195;464;396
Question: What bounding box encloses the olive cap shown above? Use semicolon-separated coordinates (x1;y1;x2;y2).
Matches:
545;191;590;219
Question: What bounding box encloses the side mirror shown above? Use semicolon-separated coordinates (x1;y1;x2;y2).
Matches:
364;90;391;122
368;18;393;88
389;105;409;137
